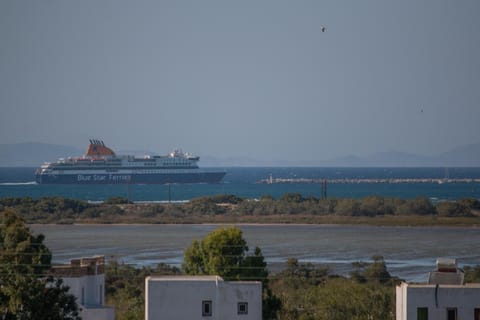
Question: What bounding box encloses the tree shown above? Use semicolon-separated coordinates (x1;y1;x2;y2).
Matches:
359;195;385;216
279;193;304;204
0;210;80;320
350;255;393;284
464;265;480;283
271;258;395;320
436;201;471;217
335;199;360;216
183;227;248;280
280;258;330;288
404;197;436;215
183;226;281;319
104;196;132;205
305;278;394;320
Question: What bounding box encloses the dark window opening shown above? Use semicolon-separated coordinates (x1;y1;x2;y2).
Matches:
475;308;480;320
446;308;457;320
238;302;248;315
417;307;428;320
202;300;212;317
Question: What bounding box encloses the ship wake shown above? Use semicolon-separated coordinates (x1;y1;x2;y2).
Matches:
0;181;37;186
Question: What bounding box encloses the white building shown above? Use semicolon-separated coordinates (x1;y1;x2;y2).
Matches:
49;256;115;320
145;275;262;320
396;258;480;320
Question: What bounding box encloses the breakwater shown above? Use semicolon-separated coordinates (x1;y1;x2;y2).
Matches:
257;177;480;184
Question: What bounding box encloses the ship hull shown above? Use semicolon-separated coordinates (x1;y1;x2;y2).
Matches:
35;171;226;185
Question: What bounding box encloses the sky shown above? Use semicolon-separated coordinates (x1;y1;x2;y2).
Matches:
1;0;479;162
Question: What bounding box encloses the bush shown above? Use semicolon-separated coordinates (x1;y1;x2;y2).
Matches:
436;201;472;217
335;199;361;216
104;197;132;205
279;193;304;204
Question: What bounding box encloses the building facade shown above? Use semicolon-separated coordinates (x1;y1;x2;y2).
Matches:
396;282;480;320
145;275;262;320
49;256;115;320
396;258;480;320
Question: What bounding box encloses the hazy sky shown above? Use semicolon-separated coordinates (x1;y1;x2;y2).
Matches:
1;0;479;161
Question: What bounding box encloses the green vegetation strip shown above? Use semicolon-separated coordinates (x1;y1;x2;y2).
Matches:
0;194;479;226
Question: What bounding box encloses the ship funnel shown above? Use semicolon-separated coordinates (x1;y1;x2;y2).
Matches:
85;139;116;157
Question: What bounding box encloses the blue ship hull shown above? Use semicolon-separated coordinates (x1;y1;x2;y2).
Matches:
35;172;226;184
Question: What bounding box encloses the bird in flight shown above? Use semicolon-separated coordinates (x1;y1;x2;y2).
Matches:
321;26;326;33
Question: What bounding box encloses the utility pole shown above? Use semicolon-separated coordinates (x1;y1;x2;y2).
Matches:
168;183;171;203
324;179;327;199
321;179;327;200
127;176;131;203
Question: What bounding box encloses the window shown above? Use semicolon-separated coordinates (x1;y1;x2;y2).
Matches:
475;308;480;320
238;302;248;315
202;300;212;317
417;307;428;320
446;308;457;320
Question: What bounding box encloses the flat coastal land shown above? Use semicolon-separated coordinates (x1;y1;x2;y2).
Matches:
2;195;479;227
74;211;480;227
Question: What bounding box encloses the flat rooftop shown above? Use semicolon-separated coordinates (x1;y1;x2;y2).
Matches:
146;275;261;284
147;275;223;281
400;282;480;288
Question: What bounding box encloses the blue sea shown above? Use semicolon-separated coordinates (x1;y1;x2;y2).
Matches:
1;167;480;201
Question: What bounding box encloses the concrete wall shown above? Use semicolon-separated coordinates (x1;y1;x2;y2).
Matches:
62;274;114;320
81;307;115;320
396;282;480;320
145;276;262;320
62;273;105;306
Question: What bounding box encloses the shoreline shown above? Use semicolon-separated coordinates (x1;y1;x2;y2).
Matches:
27;215;480;228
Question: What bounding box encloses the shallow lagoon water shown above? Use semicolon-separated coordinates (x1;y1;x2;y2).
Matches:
31;224;480;282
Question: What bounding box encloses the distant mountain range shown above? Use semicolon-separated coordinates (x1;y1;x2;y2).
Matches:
0;142;479;167
203;143;480;167
0;143;84;167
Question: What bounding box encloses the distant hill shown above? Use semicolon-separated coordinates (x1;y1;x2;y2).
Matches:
202;143;480;167
1;141;479;167
0;143;83;166
201;156;296;167
434;142;480;167
328;151;432;167
349;143;480;167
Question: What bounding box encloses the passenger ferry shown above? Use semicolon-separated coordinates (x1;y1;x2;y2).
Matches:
35;140;226;184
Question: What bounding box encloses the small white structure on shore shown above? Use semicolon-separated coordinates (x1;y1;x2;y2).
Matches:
396;258;480;320
49;256;115;320
145;275;262;320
